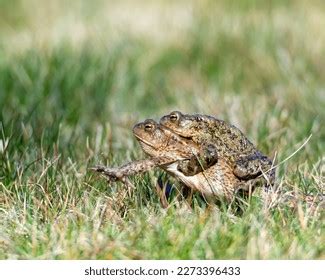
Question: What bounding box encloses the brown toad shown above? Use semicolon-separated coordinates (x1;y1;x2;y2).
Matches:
160;111;275;187
92;119;242;202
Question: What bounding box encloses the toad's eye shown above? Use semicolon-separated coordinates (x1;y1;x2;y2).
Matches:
169;112;179;122
144;123;154;131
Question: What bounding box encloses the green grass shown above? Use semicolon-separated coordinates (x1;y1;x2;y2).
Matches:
0;0;324;259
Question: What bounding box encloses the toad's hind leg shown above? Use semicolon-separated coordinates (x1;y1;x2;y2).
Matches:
233;153;275;185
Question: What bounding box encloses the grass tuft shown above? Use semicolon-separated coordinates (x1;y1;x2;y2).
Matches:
0;0;324;259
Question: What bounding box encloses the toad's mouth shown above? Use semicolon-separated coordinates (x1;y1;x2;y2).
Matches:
134;133;176;151
159;125;193;140
133;134;162;149
134;134;151;145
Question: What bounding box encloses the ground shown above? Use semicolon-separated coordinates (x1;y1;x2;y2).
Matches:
0;0;324;259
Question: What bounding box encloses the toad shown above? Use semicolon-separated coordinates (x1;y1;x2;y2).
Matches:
160;111;275;187
92;119;245;202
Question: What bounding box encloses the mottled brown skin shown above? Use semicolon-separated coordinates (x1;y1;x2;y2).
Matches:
93;119;242;202
133;119;202;166
134;119;219;176
160;111;275;187
134;119;245;201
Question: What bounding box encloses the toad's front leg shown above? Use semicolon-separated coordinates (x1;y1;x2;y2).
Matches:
90;158;161;192
90;156;173;181
177;143;219;176
90;159;155;180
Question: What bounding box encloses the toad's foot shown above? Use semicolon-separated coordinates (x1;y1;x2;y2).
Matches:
177;143;218;176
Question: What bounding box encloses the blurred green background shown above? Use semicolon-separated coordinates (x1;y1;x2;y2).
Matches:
0;0;324;259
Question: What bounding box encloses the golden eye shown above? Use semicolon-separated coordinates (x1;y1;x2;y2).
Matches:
144;120;155;131
144;124;152;130
169;111;179;122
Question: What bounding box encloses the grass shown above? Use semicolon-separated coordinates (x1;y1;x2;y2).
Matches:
0;0;324;259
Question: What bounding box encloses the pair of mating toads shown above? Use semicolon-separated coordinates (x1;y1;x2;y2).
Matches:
92;111;275;204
